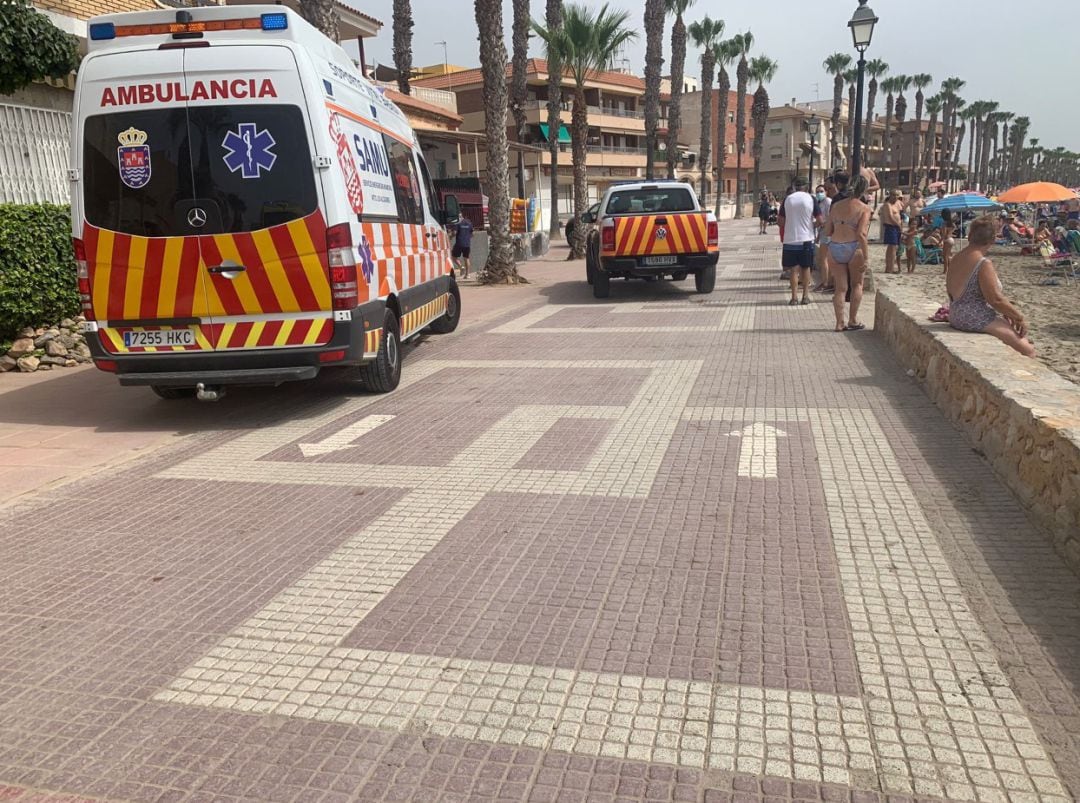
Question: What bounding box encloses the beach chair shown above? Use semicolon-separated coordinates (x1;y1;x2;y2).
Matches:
914;236;942;265
1035;240;1078;285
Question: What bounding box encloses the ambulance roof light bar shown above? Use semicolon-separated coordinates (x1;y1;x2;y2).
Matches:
89;12;288;41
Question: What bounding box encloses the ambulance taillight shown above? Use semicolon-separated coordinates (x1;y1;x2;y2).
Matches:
73;238;93;317
326;223;358;310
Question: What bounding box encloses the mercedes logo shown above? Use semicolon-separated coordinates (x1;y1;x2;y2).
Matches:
187;207;207;228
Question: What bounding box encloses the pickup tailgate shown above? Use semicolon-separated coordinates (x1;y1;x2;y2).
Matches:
607;211;710;258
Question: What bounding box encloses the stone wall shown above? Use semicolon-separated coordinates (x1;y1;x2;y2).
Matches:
874;280;1080;575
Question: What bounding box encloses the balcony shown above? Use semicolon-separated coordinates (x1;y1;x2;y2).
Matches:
521;101;644;132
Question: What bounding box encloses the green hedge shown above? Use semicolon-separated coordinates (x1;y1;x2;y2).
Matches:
0;204;78;342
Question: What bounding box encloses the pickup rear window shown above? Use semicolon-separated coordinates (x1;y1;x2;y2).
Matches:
605;187;696;215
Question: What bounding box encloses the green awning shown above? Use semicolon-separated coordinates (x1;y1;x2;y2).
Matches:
539;123;572;144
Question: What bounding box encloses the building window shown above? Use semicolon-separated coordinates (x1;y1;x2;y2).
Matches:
728;112;735;123
769;125;783;135
769;149;783;161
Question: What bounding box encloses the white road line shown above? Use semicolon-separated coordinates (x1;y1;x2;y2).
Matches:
299;415;396;457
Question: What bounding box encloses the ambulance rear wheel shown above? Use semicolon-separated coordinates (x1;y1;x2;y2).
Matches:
360;310;402;393
429;283;461;334
695;266;716;294
151;385;195;401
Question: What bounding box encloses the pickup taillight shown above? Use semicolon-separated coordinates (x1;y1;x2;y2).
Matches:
707;218;719;247
326;223;358;310
601;220;615;250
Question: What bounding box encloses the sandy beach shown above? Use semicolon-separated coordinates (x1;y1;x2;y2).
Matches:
866;243;1080;386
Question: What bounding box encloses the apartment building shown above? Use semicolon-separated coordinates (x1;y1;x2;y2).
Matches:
677;89;755;200
413;59;690;229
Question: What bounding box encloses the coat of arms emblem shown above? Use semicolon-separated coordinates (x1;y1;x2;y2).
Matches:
117;127;151;189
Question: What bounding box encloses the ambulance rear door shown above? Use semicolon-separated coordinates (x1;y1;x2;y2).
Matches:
78;50;216;355
181;44;334;352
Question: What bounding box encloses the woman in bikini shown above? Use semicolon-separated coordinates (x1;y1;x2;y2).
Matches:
824;171;871;332
939;210;956;274
947;215;1035;357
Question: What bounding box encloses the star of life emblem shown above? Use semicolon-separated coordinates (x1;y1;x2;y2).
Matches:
358;235;375;283
222;123;277;179
117;127;151;190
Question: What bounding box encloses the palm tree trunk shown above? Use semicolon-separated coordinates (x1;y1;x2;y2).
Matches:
666;14;687;179
883;95;894;179
391;0;411;92
715;67;730;215
847;83;856;164
911;91;923;189
951;116;964;191
544;0;562;239
698;50;715;204
831;75;843;168
473;0;517;280
864;79;877;152
922;113;937;182
734;55;748;218
569;86;589;259
751;86;768;195
510;0;529;200
642;0;665;180
299;0;340;40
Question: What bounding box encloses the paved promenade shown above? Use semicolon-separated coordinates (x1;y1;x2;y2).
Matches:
1;220;1079;802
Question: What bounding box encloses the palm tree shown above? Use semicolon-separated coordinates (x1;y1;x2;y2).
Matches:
977;101;998;189
643;0;666;180
844;68;858;164
880;77;897;178
997;111;1014;188
921;94;943;184
714;38;738;213
1009;116;1030;185
863;59;888;153
473;0;517;281
534;3;636;259
949;97;967;189
938;77;965;189
732;30;752;217
299;0;340;40
823;53;851;169
1028;138;1040;182
510;0;531;199
665;0;696;179
544;0;563;240
910;73;932;188
891;75;911;184
687;16;724;202
749;55;778;195
392;0;412;94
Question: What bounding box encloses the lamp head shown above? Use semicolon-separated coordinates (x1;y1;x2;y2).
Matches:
807;115;820;137
848;0;878;53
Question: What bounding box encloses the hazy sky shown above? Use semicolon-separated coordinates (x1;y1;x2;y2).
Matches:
349;0;1078;153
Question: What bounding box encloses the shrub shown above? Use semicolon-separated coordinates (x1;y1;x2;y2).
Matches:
0;0;79;95
0;204;78;341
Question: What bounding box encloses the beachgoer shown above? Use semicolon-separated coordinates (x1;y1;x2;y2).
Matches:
1034;220;1052;245
780;176;821;305
903;219;918;273
812;179;836;291
946;215;1034;357
879;189;904;273
825;171;871;331
939;210;956;274
451;215;474;279
906;189;925;222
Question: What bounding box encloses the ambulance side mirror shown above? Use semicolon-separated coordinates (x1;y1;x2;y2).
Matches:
442;194;460;225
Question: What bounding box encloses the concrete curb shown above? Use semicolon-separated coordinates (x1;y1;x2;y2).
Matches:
874;278;1080;575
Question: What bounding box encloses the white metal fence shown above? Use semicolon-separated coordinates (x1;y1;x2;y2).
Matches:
0;103;71;205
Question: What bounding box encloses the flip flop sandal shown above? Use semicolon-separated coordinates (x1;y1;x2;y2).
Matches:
788;298;798;306
844;323;866;331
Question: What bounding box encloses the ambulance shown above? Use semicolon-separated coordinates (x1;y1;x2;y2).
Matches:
71;6;461;400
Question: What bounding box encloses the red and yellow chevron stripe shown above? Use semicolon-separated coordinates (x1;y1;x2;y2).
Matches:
604;213;711;257
363;328;382;357
358;222;453;302
400;294;448;338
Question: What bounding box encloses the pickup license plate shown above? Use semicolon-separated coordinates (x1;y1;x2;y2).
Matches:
643;255;678;266
123;328;195;348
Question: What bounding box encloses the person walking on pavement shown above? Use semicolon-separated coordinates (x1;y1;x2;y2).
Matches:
812;181;834;292
780;176;822;306
879;189;904;274
825;171;871;331
451;215;474;279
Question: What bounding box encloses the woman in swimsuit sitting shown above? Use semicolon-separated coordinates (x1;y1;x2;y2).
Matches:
947;215;1035;357
824;171;871;332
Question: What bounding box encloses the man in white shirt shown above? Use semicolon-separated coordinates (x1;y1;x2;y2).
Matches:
780;176;823;305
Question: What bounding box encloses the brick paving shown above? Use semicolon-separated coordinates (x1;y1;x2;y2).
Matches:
1;221;1079;801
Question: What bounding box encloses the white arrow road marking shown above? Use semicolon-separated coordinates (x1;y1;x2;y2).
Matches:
726;422;787;478
299;414;396;457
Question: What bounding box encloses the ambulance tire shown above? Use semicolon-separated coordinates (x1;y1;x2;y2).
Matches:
360;310;402;393
428;283;461;334
151;385;195;401
592;267;610;299
695;266;716;294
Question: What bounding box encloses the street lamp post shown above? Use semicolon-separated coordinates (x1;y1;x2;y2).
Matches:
848;0;878;179
807;115;820;189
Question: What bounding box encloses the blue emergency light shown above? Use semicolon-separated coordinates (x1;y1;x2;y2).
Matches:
260;13;288;31
89;22;116;40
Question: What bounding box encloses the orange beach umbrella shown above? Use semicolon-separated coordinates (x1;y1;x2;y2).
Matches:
996;181;1077;204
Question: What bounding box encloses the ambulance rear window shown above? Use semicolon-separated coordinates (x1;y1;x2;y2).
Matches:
83;105;317;236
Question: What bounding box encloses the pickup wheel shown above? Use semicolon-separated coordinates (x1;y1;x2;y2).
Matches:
695;265;716;294
592;265;610;299
585;238;598;285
